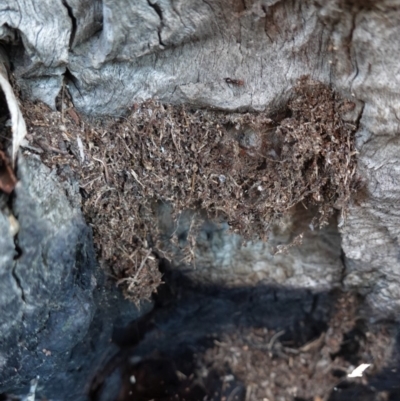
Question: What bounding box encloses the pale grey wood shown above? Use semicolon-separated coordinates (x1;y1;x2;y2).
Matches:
0;0;70;106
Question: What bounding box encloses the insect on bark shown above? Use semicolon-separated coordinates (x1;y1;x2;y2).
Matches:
224;78;245;86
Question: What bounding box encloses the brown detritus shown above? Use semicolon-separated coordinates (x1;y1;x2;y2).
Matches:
0;150;17;194
19;77;360;304
88;290;395;401
236;127;263;159
200;293;394;401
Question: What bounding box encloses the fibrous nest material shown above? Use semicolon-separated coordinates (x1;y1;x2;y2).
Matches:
200;293;394;401
20;77;359;304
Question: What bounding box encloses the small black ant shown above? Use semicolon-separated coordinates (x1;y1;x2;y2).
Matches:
224;78;245;86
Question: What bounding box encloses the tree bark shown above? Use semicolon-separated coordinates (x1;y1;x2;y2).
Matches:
1;0;400;398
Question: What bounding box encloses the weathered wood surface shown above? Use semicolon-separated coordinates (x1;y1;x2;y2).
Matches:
0;156;145;400
1;0;400;398
2;0;391;316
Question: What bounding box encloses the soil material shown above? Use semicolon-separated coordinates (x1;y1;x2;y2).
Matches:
88;285;396;401
199;293;394;401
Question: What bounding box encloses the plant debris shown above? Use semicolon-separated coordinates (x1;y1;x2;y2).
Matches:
198;293;394;401
0;149;17;194
19;76;359;304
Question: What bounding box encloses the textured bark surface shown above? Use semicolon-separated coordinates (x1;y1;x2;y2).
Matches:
0;156;146;400
158;205;344;290
1;0;400;398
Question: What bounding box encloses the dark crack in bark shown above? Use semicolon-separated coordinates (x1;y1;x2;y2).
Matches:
147;0;167;47
11;263;26;304
61;0;77;49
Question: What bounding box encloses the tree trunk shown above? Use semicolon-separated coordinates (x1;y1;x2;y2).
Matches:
1;0;400;399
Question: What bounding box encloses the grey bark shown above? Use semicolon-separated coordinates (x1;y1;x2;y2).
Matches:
1;0;400;397
0;156;147;400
